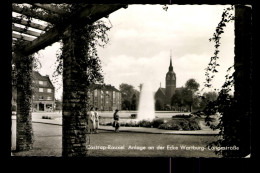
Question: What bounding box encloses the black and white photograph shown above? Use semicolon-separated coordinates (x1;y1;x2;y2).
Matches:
10;2;252;160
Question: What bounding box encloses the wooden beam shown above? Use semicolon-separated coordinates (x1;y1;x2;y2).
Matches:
12;32;35;42
12;4;59;24
22;26;60;56
12;25;43;37
12;16;47;31
33;3;67;15
13;4;126;56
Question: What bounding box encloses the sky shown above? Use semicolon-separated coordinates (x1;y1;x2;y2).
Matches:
34;5;235;100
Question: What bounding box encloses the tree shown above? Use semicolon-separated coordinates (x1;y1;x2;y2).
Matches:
131;94;137;110
199;91;218;110
183;79;200;112
119;83;139;110
185;78;200;93
155;99;162;111
171;89;184;111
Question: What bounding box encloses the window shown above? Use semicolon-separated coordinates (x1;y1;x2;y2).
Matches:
47;96;52;100
47;88;52;93
39;88;43;92
39;96;44;100
39;81;47;85
94;89;97;97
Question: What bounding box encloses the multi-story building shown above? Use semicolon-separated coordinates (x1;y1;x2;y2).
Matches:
32;71;55;112
88;84;122;111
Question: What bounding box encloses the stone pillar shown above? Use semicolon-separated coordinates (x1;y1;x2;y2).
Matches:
14;53;34;151
233;5;252;157
62;26;88;157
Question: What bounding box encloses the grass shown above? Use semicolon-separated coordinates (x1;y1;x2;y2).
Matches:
87;131;219;157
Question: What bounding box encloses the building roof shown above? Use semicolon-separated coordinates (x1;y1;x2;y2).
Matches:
156;87;166;95
32;71;54;88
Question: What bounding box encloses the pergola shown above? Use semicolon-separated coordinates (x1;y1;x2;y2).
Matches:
12;3;127;156
11;3;252;157
12;3;127;57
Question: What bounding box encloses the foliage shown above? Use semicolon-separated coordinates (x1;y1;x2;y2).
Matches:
171;79;200;112
152;118;168;128
138;120;153;127
171;89;184;108
119;83;139;110
172;114;193;118
158;119;200;130
199;91;219;110
130;114;137;119
204;5;235;89
131;94;137;110
155;99;163;111
185;78;200;93
201;6;250;157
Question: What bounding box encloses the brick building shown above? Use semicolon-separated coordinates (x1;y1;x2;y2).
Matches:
31;71;55;111
88;84;121;111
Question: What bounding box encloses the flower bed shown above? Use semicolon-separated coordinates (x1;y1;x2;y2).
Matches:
99;117;201;130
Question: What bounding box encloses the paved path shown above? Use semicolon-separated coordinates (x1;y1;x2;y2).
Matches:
11;114;220;157
12;115;219;135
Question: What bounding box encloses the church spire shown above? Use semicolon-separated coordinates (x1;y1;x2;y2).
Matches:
169;50;173;71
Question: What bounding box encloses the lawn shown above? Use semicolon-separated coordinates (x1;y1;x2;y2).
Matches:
87;131;219;157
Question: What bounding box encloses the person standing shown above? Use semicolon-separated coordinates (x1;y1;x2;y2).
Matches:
113;109;120;133
87;107;95;134
94;107;99;133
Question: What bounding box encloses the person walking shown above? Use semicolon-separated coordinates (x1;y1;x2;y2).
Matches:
113;109;120;133
94;107;99;133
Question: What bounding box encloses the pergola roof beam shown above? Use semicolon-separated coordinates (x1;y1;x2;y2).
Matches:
12;25;43;37
12;4;58;24
15;4;126;56
12;32;35;42
12;16;48;31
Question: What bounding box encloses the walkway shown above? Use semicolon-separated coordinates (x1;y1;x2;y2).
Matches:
12;115;219;135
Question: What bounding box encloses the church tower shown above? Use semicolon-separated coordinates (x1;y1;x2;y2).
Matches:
165;51;176;104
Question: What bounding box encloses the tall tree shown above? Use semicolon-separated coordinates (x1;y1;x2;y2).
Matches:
171;89;184;111
131;94;137;110
200;91;218;110
184;79;200;112
119;83;139;110
155;99;162;111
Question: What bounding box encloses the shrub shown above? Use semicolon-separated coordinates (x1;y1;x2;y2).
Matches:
172;114;192;118
131;114;137;119
158;123;181;130
191;111;205;117
42;116;52;119
152;118;168;128
138;120;152;127
158;119;201;130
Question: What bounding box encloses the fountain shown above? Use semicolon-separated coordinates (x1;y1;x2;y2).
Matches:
136;81;155;121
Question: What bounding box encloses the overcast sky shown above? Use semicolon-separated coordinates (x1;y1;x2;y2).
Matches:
35;5;235;100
